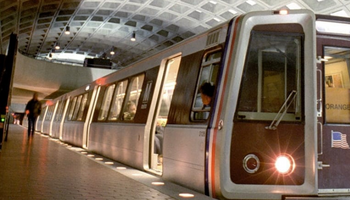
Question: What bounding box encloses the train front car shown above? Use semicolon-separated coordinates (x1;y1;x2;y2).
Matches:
209;10;317;199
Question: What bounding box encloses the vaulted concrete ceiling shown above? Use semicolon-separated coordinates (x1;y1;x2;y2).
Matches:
1;0;350;69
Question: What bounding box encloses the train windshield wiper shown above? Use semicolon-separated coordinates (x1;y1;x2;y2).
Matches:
265;90;297;130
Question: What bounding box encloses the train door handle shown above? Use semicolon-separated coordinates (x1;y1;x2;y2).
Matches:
317;122;323;155
318;161;330;170
316;69;323;117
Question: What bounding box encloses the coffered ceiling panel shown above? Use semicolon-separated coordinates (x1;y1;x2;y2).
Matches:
1;0;350;70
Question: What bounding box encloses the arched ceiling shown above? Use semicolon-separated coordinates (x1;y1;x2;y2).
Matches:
1;0;350;69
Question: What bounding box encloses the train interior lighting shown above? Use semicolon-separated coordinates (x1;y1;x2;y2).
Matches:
275;154;295;175
316;20;350;35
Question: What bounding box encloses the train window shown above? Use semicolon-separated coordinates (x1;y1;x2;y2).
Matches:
236;30;302;122
324;46;350;123
191;49;222;121
157;56;181;124
77;93;89;121
98;84;115;121
122;74;144;121
54;101;62;122
72;95;83;120
45;105;55;121
108;80;128;121
55;100;66;121
67;96;77;120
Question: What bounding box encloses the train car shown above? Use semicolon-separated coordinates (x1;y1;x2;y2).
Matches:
59;83;99;147
39;9;350;200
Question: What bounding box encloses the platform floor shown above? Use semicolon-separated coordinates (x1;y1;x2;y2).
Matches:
0;124;216;200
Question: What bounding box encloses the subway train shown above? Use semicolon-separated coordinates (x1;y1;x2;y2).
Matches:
23;9;350;200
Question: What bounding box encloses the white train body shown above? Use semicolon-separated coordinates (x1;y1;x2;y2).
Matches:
34;10;350;200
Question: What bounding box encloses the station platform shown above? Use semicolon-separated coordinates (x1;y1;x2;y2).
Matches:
0;124;216;200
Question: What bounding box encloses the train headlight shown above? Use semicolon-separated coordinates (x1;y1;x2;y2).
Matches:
275;154;295;175
243;154;260;174
274;9;289;15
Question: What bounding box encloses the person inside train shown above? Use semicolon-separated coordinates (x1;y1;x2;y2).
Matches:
154;121;164;154
25;92;42;137
199;82;215;109
123;101;136;120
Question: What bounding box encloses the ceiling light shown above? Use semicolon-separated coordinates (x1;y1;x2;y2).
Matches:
110;47;115;55
55;42;60;50
131;31;136;41
65;26;70;35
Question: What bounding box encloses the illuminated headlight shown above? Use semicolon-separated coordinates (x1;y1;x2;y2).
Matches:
243;154;260;174
275;154;295;175
274;9;289;15
279;9;288;15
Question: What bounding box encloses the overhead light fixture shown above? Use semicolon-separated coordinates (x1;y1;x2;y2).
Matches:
110;47;115;55
65;26;70;35
55;42;60;50
131;31;136;41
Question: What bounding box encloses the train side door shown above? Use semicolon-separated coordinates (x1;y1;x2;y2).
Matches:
146;56;181;174
316;19;350;192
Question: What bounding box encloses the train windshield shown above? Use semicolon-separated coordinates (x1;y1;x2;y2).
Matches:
237;30;303;122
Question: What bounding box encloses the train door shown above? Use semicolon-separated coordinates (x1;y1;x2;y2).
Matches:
59;98;69;140
83;86;100;149
147;55;181;174
316;18;350;193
